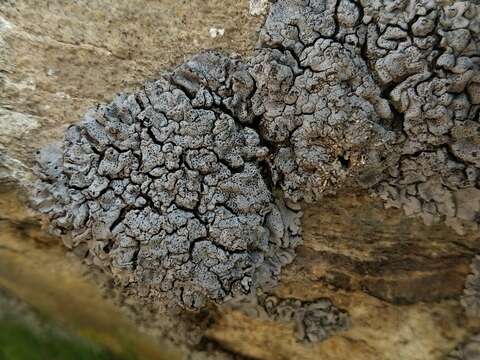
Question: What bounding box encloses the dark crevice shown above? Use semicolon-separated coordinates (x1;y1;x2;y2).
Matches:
337;154;350;169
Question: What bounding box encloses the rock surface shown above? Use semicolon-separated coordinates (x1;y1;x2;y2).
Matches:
1;0;480;359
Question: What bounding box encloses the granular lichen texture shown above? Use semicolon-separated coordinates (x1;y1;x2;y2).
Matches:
34;0;480;311
34;52;302;310
260;295;350;342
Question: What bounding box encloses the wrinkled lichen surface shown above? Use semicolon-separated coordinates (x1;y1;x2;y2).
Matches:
228;293;350;342
34;0;479;324
34;53;303;310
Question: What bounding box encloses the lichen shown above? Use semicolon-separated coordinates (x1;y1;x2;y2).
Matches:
251;0;395;203
354;0;480;235
33;0;480;313
33;52;302;310
262;295;350;342
257;0;480;233
227;293;350;342
249;0;480;232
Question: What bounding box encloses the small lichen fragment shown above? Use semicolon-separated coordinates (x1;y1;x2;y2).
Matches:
228;293;351;342
263;295;350;342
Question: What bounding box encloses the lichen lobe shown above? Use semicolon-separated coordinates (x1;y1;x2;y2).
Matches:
34;52;302;310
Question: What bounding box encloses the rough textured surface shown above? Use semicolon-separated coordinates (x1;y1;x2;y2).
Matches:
2;0;480;359
33;0;480;310
251;2;395;202
463;255;480;318
254;0;480;234
229;293;350;342
33;52;302;309
357;0;480;235
448;333;480;360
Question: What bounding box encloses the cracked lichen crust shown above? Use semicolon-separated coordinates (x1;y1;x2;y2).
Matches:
251;6;395;202
355;0;480;234
33;52;302;310
258;0;480;231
